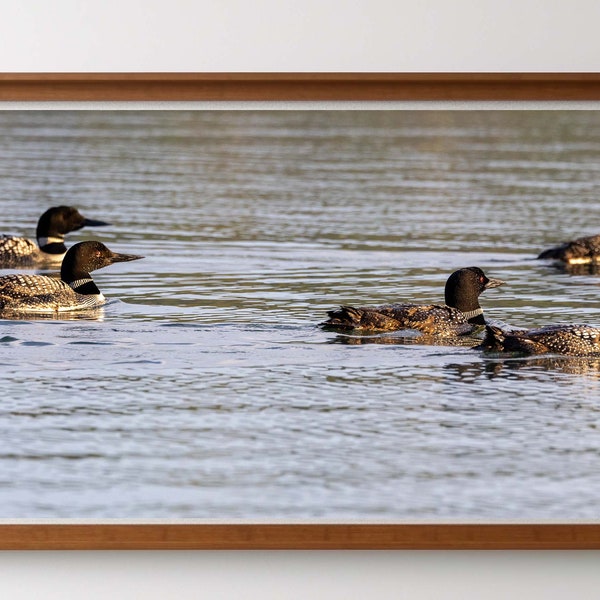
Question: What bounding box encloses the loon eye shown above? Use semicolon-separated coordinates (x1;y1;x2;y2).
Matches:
479;276;485;283
95;251;102;258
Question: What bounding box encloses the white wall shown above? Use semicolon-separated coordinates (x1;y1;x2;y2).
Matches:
1;1;599;598
1;0;599;72
3;550;600;599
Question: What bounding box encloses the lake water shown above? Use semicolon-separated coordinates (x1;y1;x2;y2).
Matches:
0;109;599;520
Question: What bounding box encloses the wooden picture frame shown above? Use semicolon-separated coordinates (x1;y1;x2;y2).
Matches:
1;72;600;101
1;72;599;550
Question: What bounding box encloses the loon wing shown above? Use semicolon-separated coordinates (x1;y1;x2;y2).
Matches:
538;234;600;263
0;274;72;311
480;324;600;356
375;303;472;336
517;324;600;356
0;236;38;267
323;305;404;331
323;303;471;336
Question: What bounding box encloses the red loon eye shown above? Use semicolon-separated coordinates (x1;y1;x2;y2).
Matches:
479;276;485;283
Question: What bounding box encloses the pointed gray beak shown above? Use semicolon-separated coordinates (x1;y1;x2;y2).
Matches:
110;252;144;264
484;277;505;289
83;217;110;227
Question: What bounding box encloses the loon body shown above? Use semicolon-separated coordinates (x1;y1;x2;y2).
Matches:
0;241;142;314
537;234;600;264
0;206;109;268
321;267;505;337
479;324;600;357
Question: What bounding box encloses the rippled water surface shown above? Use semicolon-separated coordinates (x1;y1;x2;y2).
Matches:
0;110;599;519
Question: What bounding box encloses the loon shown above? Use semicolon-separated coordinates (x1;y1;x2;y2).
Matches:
537;233;600;264
0;206;109;268
321;267;505;337
0;241;143;314
478;324;600;357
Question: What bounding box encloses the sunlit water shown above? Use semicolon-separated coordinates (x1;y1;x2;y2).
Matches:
0;110;599;519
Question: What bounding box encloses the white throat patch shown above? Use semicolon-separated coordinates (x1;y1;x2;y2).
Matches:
462;307;484;320
38;236;65;246
69;278;94;290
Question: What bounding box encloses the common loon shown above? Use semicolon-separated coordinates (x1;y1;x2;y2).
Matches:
321;267;505;337
0;241;142;314
478;324;600;357
537;234;600;264
0;206;109;268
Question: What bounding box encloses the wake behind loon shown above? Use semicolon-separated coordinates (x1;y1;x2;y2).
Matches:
0;241;143;314
0;206;109;268
321;267;505;337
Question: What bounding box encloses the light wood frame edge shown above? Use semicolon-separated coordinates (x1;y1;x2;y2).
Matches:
1;524;599;550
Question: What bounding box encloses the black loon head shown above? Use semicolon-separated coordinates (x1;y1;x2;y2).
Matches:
60;241;143;288
36;206;110;250
444;267;505;324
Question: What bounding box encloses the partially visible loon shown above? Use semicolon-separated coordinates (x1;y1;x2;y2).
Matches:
478;324;600;357
321;267;505;337
0;241;143;314
0;206;109;268
537;233;600;264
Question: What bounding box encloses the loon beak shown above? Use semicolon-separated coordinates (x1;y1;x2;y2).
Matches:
110;252;144;264
82;218;110;227
484;277;505;289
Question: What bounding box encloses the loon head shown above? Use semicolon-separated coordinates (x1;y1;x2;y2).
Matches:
36;206;110;242
444;267;505;324
61;241;143;284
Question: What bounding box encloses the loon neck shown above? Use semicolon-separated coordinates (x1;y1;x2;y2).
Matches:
38;235;67;255
61;258;100;295
67;277;101;295
461;307;485;325
60;243;105;296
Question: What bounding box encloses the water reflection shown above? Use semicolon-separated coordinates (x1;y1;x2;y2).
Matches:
446;356;600;380
0;307;105;322
328;332;481;348
553;262;600;276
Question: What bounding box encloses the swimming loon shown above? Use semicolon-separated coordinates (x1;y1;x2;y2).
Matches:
478;324;600;357
0;241;143;314
321;267;505;337
537;234;600;264
0;206;109;268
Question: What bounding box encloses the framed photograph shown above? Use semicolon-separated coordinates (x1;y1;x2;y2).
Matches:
1;74;599;550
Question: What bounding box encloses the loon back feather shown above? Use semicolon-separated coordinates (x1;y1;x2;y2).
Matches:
479;324;600;357
538;234;600;264
0;236;43;267
324;305;404;332
0;274;102;313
